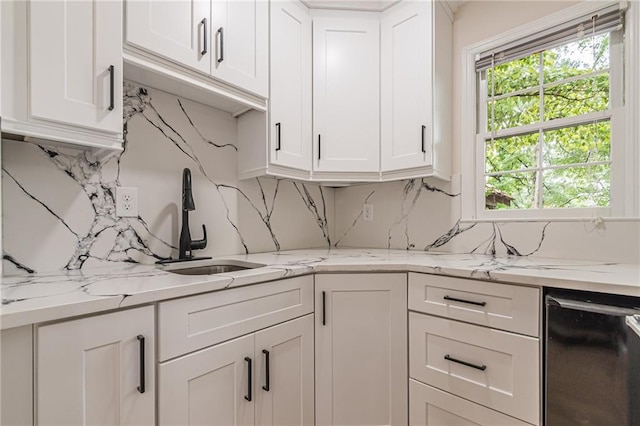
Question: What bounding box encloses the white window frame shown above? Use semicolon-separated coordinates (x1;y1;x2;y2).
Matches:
461;0;639;222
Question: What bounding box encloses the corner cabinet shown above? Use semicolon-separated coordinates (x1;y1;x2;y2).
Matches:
312;15;381;180
36;306;155;425
1;0;123;151
315;273;408;425
380;1;452;180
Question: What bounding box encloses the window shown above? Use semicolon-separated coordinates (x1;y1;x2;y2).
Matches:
462;2;637;220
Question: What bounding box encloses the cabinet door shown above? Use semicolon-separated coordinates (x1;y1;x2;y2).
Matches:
255;314;314;426
381;1;433;172
315;274;407;426
269;0;311;172
29;0;122;134
126;0;210;74
210;0;269;97
159;334;255;426
37;306;155;425
313;17;380;173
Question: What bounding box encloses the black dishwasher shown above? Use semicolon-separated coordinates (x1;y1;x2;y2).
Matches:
545;289;640;425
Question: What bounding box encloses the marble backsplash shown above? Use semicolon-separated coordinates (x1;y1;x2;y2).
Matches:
3;83;639;275
2;83;334;274
333;179;640;264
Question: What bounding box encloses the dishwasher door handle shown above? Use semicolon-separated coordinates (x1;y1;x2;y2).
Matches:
547;296;640;317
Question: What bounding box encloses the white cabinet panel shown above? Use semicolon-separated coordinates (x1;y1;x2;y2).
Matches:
409;312;539;425
210;0;269;97
381;1;432;171
37;306;155;426
126;0;210;74
313;17;380;173
159;334;255;426
255;315;315;426
270;0;312;171
409;379;531;426
30;0;122;134
315;273;407;426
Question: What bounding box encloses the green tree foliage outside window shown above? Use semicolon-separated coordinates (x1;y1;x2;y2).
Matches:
482;34;611;210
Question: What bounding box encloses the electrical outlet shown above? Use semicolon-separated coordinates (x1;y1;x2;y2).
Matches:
363;203;374;222
116;187;138;217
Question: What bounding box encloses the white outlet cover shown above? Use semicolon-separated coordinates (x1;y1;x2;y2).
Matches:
116;187;139;217
363;203;374;222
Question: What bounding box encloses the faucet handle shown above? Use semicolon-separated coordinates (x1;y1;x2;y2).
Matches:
191;224;207;250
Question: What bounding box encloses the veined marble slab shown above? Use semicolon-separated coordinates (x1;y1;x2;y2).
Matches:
2;249;639;329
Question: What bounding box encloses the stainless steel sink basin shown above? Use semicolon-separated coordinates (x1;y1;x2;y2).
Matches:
158;260;265;276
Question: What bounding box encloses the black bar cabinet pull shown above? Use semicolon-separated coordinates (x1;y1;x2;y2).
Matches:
108;65;115;111
201;18;208;55
443;295;487;307
217;27;224;63
444;354;487;371
244;356;252;401
322;291;326;326
137;335;145;393
262;349;270;391
318;134;321;160
421;125;426;153
275;123;281;151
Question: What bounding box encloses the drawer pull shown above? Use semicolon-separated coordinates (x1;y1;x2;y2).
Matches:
444;354;487;371
136;335;146;393
262;349;270;391
244;356;252;401
444;295;487;307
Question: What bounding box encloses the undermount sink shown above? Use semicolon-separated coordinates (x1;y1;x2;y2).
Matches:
158;260;266;276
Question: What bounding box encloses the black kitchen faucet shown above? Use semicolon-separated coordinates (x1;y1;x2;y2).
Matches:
178;168;208;260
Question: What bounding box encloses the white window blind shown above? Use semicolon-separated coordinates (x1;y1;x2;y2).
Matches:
475;3;625;72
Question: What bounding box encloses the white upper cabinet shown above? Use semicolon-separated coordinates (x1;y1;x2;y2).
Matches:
313;16;380;176
210;0;269;98
126;0;211;74
381;1;452;180
30;0;122;134
269;0;312;172
380;1;432;172
1;0;124;150
124;0;268;101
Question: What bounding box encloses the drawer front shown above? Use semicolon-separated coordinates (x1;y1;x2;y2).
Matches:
159;276;313;361
409;312;539;425
409;379;531;426
409;273;540;337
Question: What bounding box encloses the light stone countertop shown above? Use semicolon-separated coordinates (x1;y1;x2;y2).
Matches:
2;248;639;330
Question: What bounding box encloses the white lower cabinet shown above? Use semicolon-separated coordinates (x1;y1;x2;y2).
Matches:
409;380;530;426
408;274;540;426
159;334;255;426
159;314;314;426
36;306;155;425
315;273;408;426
